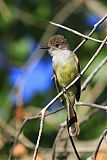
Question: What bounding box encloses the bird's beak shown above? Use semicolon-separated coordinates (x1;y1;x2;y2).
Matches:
40;46;50;49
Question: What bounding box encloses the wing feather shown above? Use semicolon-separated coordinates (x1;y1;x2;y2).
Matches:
73;54;81;101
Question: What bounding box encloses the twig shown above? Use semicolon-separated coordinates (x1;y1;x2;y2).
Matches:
9;34;107;159
9;100;106;154
79;98;107;125
80;108;99;125
51;146;106;154
73;13;107;52
52;101;106;159
8;106;64;160
9;100;106;160
50;14;107;89
92;128;107;160
79;35;107;74
50;18;107;157
52;121;66;160
81;56;107;91
33;106;64;159
8;113;41;160
5;0;85;110
46;35;107;116
49;21;107;45
63;138;69;159
5;9;107;113
27;106;65;120
51;14;107;92
51;109;102;159
66;102;107;159
76;102;107;110
33;109;46;160
9;16;107;159
0;118;34;148
33;34;107;157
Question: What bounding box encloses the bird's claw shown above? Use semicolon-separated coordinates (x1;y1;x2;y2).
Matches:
62;87;66;93
78;73;81;78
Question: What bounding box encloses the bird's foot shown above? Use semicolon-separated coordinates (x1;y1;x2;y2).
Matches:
78;73;81;78
62;87;66;93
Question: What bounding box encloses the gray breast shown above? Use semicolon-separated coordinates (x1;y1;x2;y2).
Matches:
52;49;71;65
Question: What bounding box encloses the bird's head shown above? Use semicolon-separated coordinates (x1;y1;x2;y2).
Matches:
48;35;69;56
40;35;69;56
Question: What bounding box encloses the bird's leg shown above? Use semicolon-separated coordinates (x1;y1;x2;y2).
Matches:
78;73;81;78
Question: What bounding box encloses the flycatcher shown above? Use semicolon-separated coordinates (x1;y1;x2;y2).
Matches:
42;35;81;136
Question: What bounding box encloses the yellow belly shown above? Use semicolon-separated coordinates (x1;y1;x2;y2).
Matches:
56;62;78;87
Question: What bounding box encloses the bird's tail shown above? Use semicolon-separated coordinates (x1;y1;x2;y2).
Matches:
66;96;80;137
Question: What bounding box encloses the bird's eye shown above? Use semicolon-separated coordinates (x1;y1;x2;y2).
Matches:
55;43;59;47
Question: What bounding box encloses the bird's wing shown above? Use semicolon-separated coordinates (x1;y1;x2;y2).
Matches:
73;54;81;101
53;70;65;103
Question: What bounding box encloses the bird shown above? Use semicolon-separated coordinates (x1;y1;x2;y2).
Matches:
41;35;81;136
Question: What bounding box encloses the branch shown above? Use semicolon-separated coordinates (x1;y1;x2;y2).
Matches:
0;118;34;149
51;14;107;92
51;18;107;93
8;106;64;160
9;26;107;160
79;97;107;125
23;106;65;121
80;35;107;75
51;109;99;160
52;100;107;159
76;102;107;110
80;108;99;125
32;34;107;158
5;0;85;110
43;35;107;116
52;121;66;160
92;128;107;160
73;13;107;52
63;138;69;159
49;20;107;45
9;100;106;154
81;56;107;91
9;101;106;160
33;109;45;160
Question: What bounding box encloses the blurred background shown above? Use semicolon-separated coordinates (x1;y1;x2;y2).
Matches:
0;0;107;159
